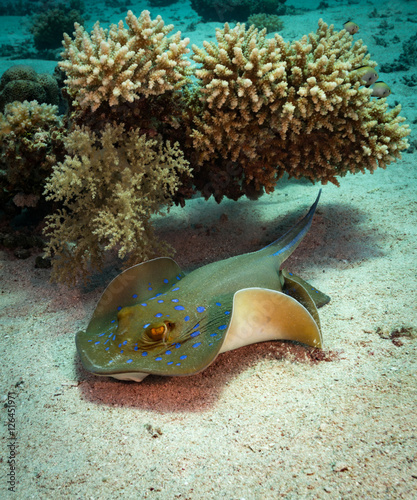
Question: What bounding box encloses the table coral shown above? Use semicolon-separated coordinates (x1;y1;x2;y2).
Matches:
43;123;192;285
59;10;191;112
190;20;410;201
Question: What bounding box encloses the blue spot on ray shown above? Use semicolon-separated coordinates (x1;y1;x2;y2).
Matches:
175;305;185;311
196;306;205;313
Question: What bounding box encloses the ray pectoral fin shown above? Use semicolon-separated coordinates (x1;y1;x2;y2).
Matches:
221;288;323;354
92;257;184;323
282;269;330;309
280;269;329;333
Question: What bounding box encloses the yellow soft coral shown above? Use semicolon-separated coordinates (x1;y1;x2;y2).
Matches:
43;123;192;285
59;10;191;111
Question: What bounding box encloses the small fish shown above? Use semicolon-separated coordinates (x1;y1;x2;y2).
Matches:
371;81;391;98
76;191;330;382
353;65;379;87
343;21;359;35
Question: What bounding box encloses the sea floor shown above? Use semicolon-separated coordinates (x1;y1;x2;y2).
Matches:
1;0;417;498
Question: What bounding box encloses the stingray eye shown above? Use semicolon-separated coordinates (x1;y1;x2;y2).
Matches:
151;325;165;337
145;321;173;341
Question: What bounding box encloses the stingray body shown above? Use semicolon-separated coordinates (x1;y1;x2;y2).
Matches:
76;191;330;382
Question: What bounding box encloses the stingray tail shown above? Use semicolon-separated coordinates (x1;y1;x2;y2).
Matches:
258;190;322;264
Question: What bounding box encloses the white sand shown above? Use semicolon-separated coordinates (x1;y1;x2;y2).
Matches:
1;0;417;498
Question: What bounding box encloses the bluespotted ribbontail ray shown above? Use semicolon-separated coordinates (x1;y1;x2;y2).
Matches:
76;190;330;382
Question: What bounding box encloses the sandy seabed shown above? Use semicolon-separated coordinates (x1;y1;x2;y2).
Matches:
1;0;417;498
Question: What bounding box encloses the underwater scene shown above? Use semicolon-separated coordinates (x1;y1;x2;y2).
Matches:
0;0;416;498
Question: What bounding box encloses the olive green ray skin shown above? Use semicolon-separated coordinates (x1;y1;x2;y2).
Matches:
76;191;329;380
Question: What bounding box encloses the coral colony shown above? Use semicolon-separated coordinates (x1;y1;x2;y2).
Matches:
0;10;410;284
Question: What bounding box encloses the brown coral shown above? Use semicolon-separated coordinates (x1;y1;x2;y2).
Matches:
0;65;60;111
43;123;192;285
247;13;284;34
190;20;409;201
0;100;63;207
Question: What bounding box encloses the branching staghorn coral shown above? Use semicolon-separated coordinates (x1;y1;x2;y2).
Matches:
43;123;192;284
190;20;409;201
191;22;288;200
59;10;191;111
